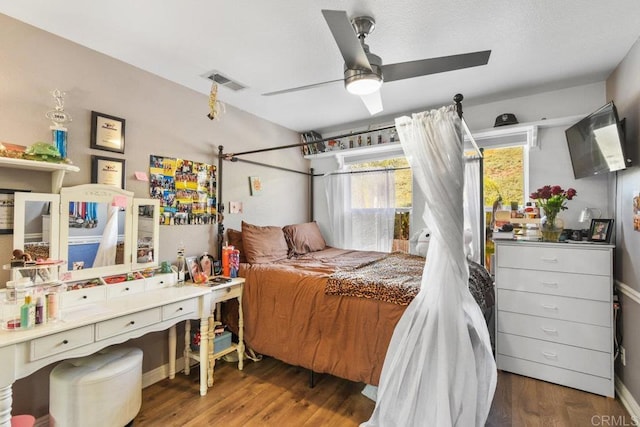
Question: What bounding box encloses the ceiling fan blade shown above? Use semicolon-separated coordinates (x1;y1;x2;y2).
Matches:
360;91;383;115
382;50;491;83
321;9;372;71
262;78;343;96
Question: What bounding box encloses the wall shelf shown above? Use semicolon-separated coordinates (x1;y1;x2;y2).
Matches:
0;157;79;193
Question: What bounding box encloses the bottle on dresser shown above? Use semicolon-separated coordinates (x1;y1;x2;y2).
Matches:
20;295;35;329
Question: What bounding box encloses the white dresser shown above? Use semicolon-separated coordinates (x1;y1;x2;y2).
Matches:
494;240;614;397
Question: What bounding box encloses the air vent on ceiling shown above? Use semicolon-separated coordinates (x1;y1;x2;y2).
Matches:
205;71;246;91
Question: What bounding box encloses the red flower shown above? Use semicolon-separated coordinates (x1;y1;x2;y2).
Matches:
530;185;578;226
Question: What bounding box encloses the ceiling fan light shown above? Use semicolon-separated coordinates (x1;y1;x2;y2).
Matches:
346;76;382;95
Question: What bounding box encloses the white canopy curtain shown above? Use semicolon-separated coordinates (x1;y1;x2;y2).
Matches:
362;105;496;427
324;168;396;252
464;157;482;263
93;205;119;267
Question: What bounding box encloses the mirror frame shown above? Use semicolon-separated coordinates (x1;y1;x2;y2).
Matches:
13;192;61;261
59;184;134;281
132;198;160;271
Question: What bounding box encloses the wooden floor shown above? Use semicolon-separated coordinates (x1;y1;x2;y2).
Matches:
135;357;630;426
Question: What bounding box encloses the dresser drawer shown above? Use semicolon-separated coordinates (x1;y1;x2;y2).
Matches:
496;244;611;276
162;298;197;321
497;311;611;352
498;333;611;378
106;279;146;299
96;308;162;340
145;273;175;291
60;286;107;309
498;289;611;327
496;268;610;301
497;354;614;397
30;325;94;360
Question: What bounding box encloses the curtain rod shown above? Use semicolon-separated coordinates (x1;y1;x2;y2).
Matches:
221;123;397;159
223;93;468;159
229;157;312;176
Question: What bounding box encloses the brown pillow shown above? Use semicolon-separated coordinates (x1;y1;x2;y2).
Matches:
282;221;327;256
226;228;247;263
241;221;289;264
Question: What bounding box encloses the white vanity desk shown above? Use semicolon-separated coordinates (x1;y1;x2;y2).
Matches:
0;283;214;427
1;183;219;426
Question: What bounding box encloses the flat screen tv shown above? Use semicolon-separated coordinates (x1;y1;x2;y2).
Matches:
566;101;630;179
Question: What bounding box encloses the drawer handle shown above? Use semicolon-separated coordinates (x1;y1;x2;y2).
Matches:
542;304;558;311
129;321;136;325
125;287;130;291
541;281;558;287
541;257;558;263
542;351;558;359
82;295;88;299
541;327;558;334
178;307;183;311
62;340;69;345
160;281;164;284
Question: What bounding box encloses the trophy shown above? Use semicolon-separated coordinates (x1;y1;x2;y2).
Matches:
45;89;72;158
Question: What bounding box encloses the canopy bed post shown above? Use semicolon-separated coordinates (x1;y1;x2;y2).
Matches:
217;145;225;259
309;167;314;222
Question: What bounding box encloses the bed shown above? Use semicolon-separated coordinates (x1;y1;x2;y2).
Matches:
222;221;494;386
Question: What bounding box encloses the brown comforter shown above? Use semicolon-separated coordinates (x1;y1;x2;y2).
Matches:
231;247;493;386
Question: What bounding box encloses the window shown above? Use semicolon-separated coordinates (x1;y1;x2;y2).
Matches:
349;157;412;252
479;141;528;270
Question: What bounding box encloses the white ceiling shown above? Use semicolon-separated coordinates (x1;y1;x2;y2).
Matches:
2;1;640;134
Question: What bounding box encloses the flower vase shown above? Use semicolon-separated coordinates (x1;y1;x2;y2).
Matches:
541;215;564;242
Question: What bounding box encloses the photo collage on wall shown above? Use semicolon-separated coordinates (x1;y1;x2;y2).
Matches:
149;155;217;225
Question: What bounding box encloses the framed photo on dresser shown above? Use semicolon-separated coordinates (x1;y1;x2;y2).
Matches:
589;218;613;243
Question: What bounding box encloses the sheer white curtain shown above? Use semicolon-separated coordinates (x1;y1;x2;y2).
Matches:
325;169;395;252
464;158;482;263
362;105;496;427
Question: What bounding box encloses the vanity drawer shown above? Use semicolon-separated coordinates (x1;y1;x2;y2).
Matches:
31;325;94;360
497;311;611;352
211;284;242;302
162;299;197;321
498;332;611;379
497;244;611;276
96;308;162;340
106;279;146;299
60;286;107;309
497;289;610;327
496;268;610;301
145;274;175;291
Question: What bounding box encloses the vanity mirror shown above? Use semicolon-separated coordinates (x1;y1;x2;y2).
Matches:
13;192;60;262
59;185;133;281
132;198;160;271
12;184;159;283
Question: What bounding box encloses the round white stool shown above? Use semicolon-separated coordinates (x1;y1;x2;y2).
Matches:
49;347;143;427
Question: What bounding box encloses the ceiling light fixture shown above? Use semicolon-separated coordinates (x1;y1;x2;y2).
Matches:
345;70;383;95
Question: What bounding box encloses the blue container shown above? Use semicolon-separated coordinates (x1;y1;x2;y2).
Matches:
190;329;232;353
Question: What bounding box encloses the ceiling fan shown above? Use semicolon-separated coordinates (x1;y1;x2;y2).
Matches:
263;10;491;115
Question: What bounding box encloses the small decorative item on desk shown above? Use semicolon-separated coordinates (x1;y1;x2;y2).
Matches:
530;185;577;242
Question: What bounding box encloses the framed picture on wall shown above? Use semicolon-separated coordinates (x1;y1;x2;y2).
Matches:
589;218;614;243
91;155;126;189
90;111;126;154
